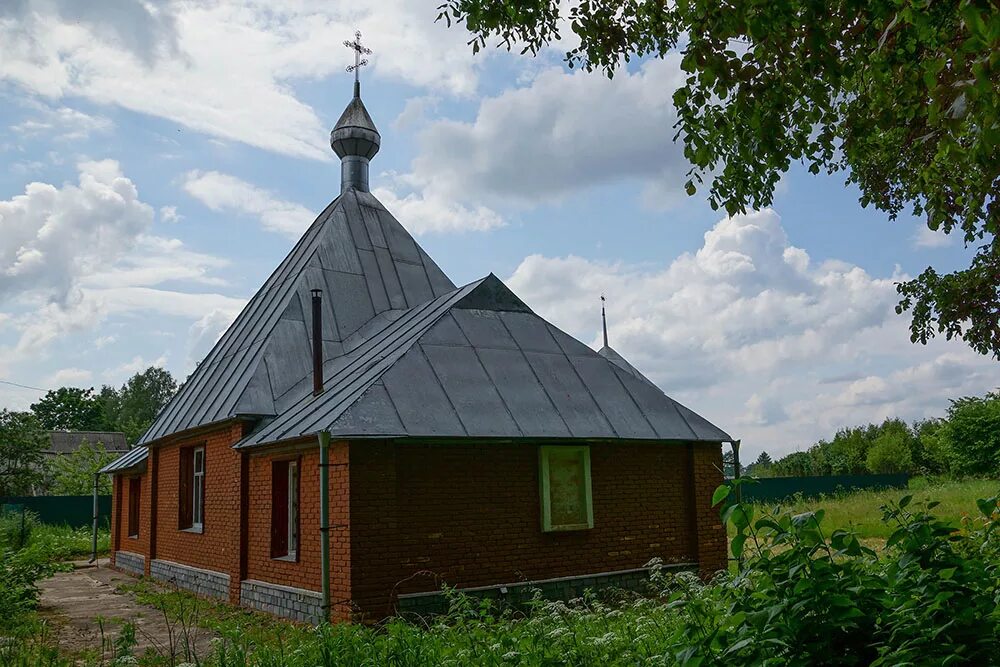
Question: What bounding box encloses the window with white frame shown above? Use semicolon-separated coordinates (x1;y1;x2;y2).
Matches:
192;446;205;530
179;445;206;531
271;458;300;559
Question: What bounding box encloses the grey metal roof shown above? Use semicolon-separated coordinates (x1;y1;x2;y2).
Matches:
46;431;129;455
237;275;731;448
598;346;655;386
99;446;148;474
138;187;455;445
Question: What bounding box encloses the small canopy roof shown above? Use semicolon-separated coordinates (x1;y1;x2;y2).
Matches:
99;446;148;474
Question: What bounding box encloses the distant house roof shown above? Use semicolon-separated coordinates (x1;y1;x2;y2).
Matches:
46;431;129;456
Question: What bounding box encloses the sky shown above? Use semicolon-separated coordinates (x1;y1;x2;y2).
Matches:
0;0;996;460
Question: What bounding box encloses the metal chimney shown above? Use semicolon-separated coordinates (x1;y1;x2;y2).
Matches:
311;289;323;396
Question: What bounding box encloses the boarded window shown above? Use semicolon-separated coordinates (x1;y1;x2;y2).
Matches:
127;477;141;538
178;446;205;531
271;459;299;559
539;445;594;532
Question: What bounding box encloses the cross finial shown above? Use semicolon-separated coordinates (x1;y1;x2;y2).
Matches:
344;30;372;97
600;294;609;347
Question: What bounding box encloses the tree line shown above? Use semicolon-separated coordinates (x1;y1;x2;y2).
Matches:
748;390;1000;478
0;366;177;496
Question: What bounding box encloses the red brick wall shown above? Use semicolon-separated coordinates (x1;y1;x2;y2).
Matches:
151;422;247;602
245;441;352;621
111;471;151;567
347;441;726;619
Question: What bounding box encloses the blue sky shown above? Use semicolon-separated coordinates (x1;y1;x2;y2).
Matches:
0;1;995;458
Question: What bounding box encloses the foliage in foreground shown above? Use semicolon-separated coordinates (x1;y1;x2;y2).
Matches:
76;484;1000;666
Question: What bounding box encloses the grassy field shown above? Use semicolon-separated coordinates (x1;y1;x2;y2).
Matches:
741;477;999;540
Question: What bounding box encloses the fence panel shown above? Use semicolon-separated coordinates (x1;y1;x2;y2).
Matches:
0;495;112;528
738;473;910;503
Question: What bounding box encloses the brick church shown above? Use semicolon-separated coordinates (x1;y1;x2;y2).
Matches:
102;63;732;624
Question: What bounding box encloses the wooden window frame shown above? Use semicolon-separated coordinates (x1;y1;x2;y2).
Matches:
127;477;141;539
539;445;594;532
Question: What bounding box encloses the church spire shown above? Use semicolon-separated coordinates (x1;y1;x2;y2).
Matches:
330;31;380;193
601;294;609;348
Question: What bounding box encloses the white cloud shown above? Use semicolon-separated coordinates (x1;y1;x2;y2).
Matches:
94;334;117;348
11;105;113;141
0;160;154;305
372;184;505;234
160;205;181;223
0;1;484;160
182;170;314;237
403;55;690;209
104;354;168;381
186;307;243;369
46;367;93;387
0;162;241;377
912;224;955;249
507;208;999;457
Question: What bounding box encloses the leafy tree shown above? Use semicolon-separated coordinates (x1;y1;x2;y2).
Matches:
866;429;914;474
0;411;47;496
440;0;1000;357
100;367;177;444
30;387;106;431
771;451;816;477
913;418;951;474
939;391;1000;476
47;440;116;495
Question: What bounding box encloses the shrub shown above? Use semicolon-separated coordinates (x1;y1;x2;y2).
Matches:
941;391;1000;476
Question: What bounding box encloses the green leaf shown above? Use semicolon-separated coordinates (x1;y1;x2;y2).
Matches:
712;484;731;507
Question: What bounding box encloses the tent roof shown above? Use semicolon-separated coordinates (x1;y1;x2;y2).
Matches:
138;188;454;445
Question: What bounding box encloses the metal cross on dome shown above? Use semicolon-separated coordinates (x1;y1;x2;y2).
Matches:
344;30;371;83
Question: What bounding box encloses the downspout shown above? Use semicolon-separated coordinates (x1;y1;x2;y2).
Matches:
731;439;742;573
90;472;100;564
319;430;331;622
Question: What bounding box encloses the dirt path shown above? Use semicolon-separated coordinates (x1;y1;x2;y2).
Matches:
38;559;217;663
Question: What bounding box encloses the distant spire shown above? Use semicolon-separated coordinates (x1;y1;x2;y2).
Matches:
601;294;609;348
331;30;379;193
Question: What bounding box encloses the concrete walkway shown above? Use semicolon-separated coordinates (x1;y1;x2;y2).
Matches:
37;559;217;662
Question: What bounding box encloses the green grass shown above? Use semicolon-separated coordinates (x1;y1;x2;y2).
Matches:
26;524;110;561
741;477;1000;540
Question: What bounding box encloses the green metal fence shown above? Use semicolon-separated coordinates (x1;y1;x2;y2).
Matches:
0;495;111;528
737;473;910;503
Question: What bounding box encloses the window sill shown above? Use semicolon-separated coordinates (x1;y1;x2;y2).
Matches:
180;526;204;534
272;553;297;563
127;535;139;540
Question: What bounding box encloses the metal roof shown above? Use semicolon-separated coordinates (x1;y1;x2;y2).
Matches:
99;446;148;474
138;187;455;445
237;275;731;448
597;346;655;386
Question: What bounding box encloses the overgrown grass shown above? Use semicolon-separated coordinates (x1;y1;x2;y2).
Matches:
27;523;111;561
740;476;998;540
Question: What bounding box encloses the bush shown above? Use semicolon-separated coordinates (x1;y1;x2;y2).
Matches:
941;392;1000;476
704;480;1000;665
0;507;35;551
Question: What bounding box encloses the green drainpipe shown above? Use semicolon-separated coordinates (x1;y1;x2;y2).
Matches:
90;472;100;564
319;431;331;621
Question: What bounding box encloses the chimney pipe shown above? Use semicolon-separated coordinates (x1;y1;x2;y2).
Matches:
311;289;323;396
